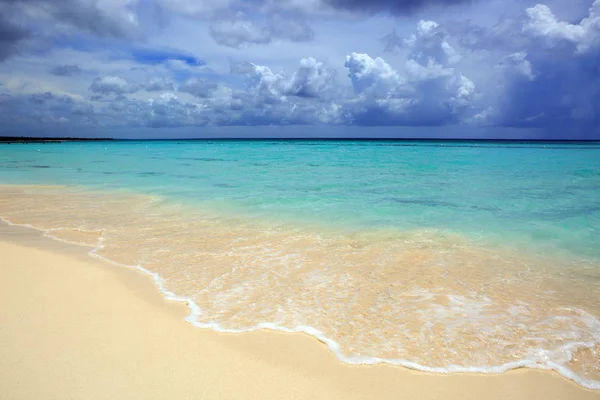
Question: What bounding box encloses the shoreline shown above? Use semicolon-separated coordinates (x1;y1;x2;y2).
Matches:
3;214;599;390
1;221;599;399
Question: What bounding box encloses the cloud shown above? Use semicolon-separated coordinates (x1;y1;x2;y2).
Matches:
1;49;474;132
1;0;142;39
345;52;403;97
209;13;313;47
242;63;289;102
286;57;336;98
0;90;95;129
210;15;271;47
344;53;475;125
2;0;597;137
269;16;314;42
238;57;336;102
50;64;82;76
404;20;460;64
343;20;476;126
29;92;55;104
89;76;140;95
498;52;534;81
524;0;600;53
486;1;600;132
178;77;219;98
322;0;472;15
143;76;175;92
0;12;29;61
446;17;527;53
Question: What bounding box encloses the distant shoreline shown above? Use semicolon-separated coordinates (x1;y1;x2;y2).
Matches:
0;137;114;143
1;136;599;144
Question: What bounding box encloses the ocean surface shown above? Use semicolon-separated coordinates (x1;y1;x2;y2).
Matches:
1;140;599;388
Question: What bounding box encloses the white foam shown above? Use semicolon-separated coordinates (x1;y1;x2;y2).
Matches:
1;215;599;391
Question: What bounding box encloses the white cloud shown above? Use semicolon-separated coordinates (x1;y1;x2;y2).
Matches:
524;0;600;53
404;20;460;65
286;57;336;98
343;19;476;125
345;52;402;97
89;76;139;95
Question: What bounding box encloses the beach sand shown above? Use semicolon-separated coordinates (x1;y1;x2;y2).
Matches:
1;223;599;400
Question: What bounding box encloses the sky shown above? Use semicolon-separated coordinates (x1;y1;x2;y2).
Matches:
0;0;599;139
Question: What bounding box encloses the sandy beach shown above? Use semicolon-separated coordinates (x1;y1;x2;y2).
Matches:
1;223;599;400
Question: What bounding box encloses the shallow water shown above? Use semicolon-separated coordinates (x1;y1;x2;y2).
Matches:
1;140;599;388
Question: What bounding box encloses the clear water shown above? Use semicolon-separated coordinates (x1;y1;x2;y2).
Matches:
1;140;600;388
2;140;600;256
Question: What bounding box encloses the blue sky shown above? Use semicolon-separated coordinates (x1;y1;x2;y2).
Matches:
0;0;599;138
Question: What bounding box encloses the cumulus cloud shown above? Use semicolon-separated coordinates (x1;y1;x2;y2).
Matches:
345;52;403;97
404;20;460;64
1;49;474;132
242;63;289;103
3;0;599;136
524;0;600;53
50;64;82;76
286;57;336;98
89;76;140;95
343;19;475;126
344;51;474;125
237;57;337;103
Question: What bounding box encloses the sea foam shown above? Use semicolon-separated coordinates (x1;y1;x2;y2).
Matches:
1;186;599;390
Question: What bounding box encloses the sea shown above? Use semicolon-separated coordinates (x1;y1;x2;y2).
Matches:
1;140;599;389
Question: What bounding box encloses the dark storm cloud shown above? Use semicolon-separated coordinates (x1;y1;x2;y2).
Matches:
48;1;135;38
0;0;140;40
0;13;29;61
496;49;600;134
476;1;600;137
323;0;472;15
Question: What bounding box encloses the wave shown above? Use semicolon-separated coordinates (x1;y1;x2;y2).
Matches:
1;185;599;390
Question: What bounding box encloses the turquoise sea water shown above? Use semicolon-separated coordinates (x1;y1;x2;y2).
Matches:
2;140;600;389
2;140;600;258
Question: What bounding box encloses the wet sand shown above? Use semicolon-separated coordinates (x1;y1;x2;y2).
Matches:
1;223;599;400
2;185;599;386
